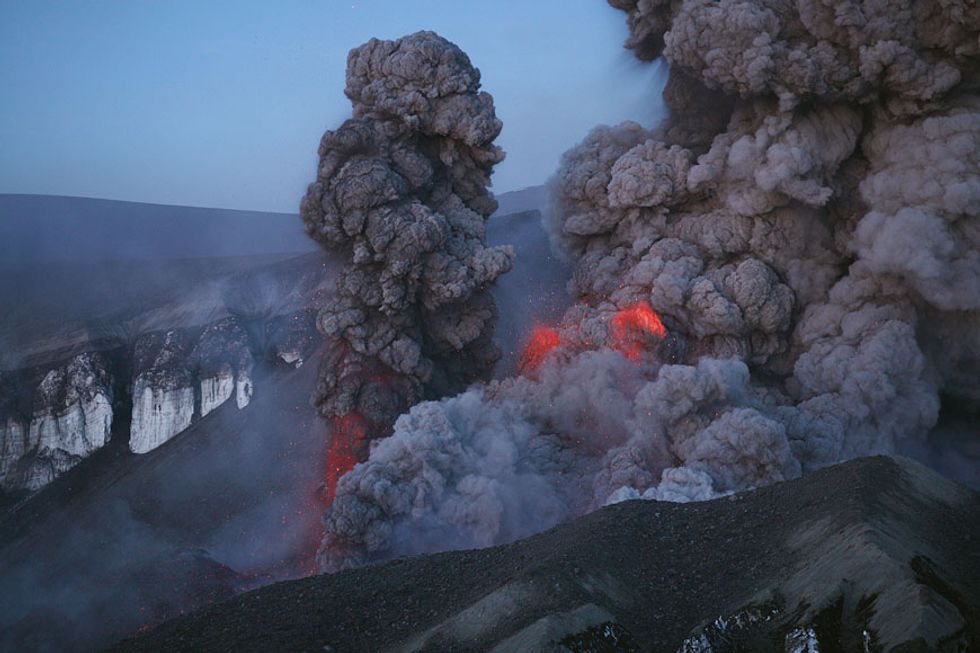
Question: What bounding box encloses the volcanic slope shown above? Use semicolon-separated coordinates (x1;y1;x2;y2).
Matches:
111;455;979;653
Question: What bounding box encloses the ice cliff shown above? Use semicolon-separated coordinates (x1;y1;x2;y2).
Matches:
0;353;113;490
0;311;319;493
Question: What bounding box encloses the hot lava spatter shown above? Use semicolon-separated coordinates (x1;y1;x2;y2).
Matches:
518;326;563;374
610;302;667;361
518;301;668;373
325;412;372;504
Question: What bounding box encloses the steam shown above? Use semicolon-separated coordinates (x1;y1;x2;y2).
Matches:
316;6;978;572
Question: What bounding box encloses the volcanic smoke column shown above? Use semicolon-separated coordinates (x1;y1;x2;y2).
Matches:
299;32;514;506
314;0;978;573
555;0;980;470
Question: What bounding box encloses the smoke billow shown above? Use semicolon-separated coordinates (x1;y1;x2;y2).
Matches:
299;31;513;533
316;4;979;572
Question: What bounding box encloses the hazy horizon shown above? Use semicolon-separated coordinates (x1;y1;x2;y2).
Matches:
0;184;541;213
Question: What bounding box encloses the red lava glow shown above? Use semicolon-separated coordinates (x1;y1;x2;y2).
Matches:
325;412;372;503
610;301;667;360
518;325;563;373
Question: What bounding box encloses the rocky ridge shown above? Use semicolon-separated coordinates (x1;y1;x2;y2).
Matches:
0;246;329;495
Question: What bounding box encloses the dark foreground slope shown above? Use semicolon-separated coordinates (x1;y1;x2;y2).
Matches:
111;456;979;653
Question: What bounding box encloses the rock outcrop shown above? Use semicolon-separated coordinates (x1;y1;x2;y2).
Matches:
269;309;319;369
193;318;254;416
127;312;323;453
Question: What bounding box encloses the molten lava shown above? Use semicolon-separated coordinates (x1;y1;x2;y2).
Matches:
610;301;667;360
518;325;563;373
325;412;372;503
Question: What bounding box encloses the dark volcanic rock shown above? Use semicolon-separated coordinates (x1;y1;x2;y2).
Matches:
268;309;320;369
109;456;979;653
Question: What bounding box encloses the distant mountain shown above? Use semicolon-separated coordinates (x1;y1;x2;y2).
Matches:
109;455;980;653
0;195;314;264
0;188;548;264
493;184;548;218
0;252;329;368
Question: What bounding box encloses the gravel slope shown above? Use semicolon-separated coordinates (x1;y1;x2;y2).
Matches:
110;456;979;653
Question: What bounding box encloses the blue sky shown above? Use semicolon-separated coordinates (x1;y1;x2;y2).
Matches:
0;1;666;212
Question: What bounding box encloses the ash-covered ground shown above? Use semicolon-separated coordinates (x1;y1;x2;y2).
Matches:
110;456;980;652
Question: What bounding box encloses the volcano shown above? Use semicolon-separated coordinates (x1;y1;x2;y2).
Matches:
2;0;978;649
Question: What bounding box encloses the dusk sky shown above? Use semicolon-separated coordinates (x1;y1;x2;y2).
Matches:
0;1;667;213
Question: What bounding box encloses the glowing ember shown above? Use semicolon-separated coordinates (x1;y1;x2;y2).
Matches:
610;302;667;360
325;412;371;503
518;325;562;373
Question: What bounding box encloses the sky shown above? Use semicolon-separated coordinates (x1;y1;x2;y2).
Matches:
0;1;666;213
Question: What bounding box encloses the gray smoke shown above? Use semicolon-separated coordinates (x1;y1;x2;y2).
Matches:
318;2;979;572
301;30;514;431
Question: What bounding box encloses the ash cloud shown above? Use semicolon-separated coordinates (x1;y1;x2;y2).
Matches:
300;32;514;483
317;3;979;571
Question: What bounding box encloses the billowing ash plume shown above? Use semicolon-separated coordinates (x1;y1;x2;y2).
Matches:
300;32;514;507
318;2;979;572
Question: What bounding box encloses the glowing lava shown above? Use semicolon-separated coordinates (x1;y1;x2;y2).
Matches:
325;412;371;503
610;301;667;360
518;325;563;373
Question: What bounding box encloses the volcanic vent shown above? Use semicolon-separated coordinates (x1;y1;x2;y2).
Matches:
308;2;978;573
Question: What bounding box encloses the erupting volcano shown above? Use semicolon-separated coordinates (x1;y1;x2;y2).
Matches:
3;2;978;652
309;0;979;575
298;30;514;569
